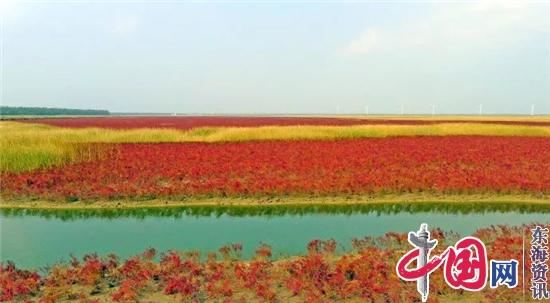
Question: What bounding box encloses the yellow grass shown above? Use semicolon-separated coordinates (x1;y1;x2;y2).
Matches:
184;123;550;141
1;121;549;173
324;114;550;122
0;122;186;173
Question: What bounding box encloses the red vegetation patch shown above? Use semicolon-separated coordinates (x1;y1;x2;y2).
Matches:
2;136;548;200
0;225;535;302
14;116;550;129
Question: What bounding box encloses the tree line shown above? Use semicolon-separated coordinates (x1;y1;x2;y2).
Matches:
0;106;110;116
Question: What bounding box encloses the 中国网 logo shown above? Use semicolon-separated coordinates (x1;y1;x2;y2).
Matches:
396;223;519;302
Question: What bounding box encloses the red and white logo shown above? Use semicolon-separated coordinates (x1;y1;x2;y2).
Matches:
396;223;499;302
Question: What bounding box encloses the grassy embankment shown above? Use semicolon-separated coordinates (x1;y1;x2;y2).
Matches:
2;121;549;173
1;193;548;212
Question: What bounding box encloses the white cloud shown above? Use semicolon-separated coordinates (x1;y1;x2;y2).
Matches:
348;29;380;54
112;15;139;37
347;0;547;55
0;0;21;18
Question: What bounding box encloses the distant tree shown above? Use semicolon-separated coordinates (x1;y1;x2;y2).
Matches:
0;106;110;116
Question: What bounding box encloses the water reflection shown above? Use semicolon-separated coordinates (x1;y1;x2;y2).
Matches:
1;201;549;220
1;202;549;269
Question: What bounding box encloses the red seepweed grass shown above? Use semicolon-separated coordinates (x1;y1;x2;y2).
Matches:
1;136;548;200
14;116;550;129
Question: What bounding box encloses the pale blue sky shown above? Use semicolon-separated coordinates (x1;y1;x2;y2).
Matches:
2;0;549;114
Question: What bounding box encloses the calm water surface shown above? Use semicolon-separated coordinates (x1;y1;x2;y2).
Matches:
1;208;549;269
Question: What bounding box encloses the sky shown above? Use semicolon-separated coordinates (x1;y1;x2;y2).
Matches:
1;0;549;115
